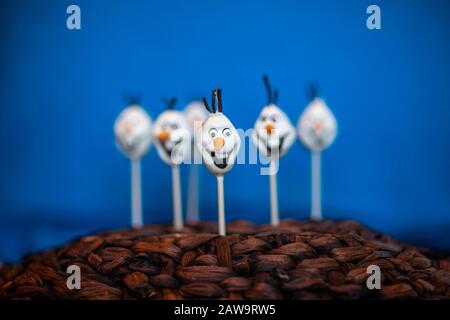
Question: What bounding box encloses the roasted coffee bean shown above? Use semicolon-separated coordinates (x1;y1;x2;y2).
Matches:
255;255;296;272
87;253;103;268
123;272;148;291
232;238;269;256
98;256;128;274
161;288;183;300
331;246;372;263
149;274;179;288
101;247;133;261
297;258;340;271
194;254;218;266
220;277;251;292
175;266;233;283
270;242;316;258
215;236;233;268
328;270;345;286
380;283;418;299
308;235;341;253
132;242;181;262
363;240;402;253
180;282;225;298
181;250;198;267
410;257;432;269
129;256;159;275
175;234;218;251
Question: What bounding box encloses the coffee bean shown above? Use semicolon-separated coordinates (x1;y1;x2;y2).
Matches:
123;272;148;291
180;282;225;298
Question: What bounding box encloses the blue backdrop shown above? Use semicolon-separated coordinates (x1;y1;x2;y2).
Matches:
1;0;449;262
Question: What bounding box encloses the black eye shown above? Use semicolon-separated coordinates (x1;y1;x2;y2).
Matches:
271;116;277;122
261;115;267;122
209;128;218;138
223;128;231;137
171;123;178;130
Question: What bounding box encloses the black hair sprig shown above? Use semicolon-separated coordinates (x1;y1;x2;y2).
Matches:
307;82;319;101
216;89;223;112
125;93;141;106
263;75;278;104
162;96;178;110
202;88;223;114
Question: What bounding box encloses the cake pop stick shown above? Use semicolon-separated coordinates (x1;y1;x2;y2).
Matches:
153;98;191;231
114;99;153;228
297;85;337;221
184;101;208;222
197;89;241;236
252;76;296;226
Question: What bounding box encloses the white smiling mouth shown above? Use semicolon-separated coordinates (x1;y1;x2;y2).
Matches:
256;132;288;157
208;144;236;169
161;138;183;157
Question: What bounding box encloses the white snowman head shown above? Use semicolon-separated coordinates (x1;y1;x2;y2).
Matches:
196;89;241;176
184;100;208;134
114;102;153;159
297;88;337;152
153;98;191;165
252;76;296;158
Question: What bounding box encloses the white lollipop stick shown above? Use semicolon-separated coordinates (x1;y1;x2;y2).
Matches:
131;158;143;228
217;175;225;236
171;165;183;230
311;151;322;221
269;159;279;226
186;164;200;222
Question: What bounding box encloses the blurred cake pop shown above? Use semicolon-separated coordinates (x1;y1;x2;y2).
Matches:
114;97;153;228
252;76;296;226
297;85;337;221
153;97;191;231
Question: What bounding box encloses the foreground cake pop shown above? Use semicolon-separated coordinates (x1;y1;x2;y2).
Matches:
184;100;208;223
252;75;296;226
114;98;153;228
197;89;241;235
153;98;190;230
297;85;337;220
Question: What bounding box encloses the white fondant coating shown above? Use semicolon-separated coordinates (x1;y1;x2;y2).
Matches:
252;103;296;158
153;110;191;165
114;105;153;159
196;112;241;176
297;97;337;152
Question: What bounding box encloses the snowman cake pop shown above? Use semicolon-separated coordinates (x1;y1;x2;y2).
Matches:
153;97;191;231
114;98;153;228
252;76;296;226
197;89;241;235
297;85;337;221
184;100;208;223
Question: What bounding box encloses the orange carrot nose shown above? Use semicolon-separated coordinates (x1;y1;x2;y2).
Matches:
158;130;170;142
265;124;274;135
213;137;225;151
314;122;323;132
124;122;133;134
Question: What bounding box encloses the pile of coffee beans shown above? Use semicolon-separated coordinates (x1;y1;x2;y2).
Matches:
0;219;449;300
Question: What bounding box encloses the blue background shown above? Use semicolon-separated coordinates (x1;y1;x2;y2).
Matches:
1;0;449;262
